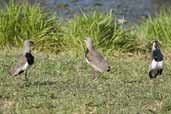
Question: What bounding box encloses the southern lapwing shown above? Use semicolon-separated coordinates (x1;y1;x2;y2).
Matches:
84;37;110;80
9;40;34;80
149;40;164;79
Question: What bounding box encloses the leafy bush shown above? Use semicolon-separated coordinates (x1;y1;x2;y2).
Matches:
0;0;63;52
62;11;138;52
137;9;171;49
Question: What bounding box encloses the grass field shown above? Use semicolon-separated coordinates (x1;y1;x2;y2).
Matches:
1;1;171;114
1;50;171;114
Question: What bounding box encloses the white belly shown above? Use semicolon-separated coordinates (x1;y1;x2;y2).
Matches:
150;59;163;70
22;62;30;70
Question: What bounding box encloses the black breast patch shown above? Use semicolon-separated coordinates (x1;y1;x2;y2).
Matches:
25;53;34;65
153;48;163;62
85;48;89;58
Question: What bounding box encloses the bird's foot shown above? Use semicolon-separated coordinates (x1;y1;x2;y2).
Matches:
92;76;97;80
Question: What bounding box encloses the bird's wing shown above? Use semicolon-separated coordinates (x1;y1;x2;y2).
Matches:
148;59;164;79
9;66;24;76
87;50;109;71
17;54;27;66
9;54;26;76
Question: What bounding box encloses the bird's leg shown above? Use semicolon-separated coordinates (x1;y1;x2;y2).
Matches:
159;69;163;75
25;70;28;81
92;68;97;80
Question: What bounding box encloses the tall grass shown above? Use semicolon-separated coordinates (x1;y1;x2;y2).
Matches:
0;0;63;52
137;9;171;49
62;11;138;53
2;0;171;53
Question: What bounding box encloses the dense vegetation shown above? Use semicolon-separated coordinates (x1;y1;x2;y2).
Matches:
1;1;171;53
63;10;137;52
0;0;62;52
137;9;171;49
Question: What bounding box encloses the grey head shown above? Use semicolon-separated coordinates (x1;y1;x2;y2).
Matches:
84;37;94;50
152;40;159;51
24;40;33;53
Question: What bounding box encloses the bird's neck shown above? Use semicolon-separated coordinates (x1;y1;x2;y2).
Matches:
87;45;94;51
24;47;31;54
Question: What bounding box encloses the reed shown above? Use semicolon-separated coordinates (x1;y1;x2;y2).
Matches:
62;11;138;53
0;0;63;52
137;9;171;49
1;0;171;53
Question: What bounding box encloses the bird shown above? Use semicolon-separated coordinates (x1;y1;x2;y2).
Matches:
9;40;34;80
149;40;164;79
84;37;110;80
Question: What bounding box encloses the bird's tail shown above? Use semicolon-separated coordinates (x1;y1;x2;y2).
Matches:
149;69;159;79
8;68;16;76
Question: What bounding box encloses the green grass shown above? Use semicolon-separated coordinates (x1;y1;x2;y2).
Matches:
137;9;171;49
0;0;141;53
0;0;63;52
1;49;171;114
1;1;171;114
2;1;171;53
63;11;138;53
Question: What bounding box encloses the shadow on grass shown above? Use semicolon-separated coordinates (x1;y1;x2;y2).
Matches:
19;80;58;88
31;80;58;86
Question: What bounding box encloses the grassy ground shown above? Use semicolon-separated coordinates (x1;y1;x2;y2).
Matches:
0;50;171;114
1;1;171;114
